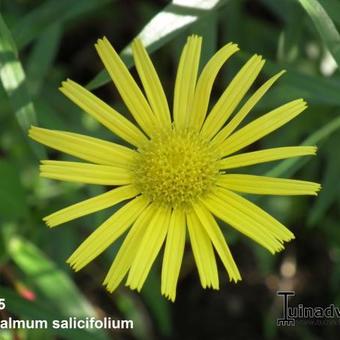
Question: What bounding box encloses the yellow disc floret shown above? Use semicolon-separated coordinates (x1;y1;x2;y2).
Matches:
132;128;220;208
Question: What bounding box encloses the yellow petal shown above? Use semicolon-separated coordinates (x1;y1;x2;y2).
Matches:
189;42;239;130
29;126;136;167
213;70;286;144
219;99;307;157
203;188;293;254
104;203;156;293
40;160;132;185
218;146;317;170
126;205;171;291
201;55;265;140
59;79;147;147
187;208;219;289
217;174;321;195
67;196;149;271
95;37;156;136
161;208;186;301
192;202;241;283
218;188;294;242
173;35;202;129
132;39;171;129
44;185;139;228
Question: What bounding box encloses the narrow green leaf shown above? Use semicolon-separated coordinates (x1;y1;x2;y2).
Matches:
0;14;36;129
0;160;28;220
319;0;340;26
27;24;62;96
7;237;108;340
141;270;172;337
26;329;53;340
297;0;340;66
308;149;340;226
277;2;304;63
0;329;13;340
0;13;44;158
115;291;154;340
266;115;340;178
87;0;230;90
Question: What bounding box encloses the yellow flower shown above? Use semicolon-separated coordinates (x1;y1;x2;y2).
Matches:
29;35;320;301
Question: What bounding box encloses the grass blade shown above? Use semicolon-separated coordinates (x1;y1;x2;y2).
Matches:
7;237;109;339
307;146;340;226
27;24;62;96
297;0;340;66
0;13;43;158
0;160;28;220
319;0;340;25
266;115;340;178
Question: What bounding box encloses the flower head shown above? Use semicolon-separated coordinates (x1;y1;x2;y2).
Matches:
29;35;320;301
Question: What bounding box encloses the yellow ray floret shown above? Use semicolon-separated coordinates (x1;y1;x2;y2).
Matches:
44;185;139;228
217;174;321;195
220;99;307;157
95;37;156;136
203;188;294;254
161;208;186;301
193;202;241;282
29;126;136;167
40;160;132;186
190;42;239;130
60;79;147;147
126;205;171;291
201;54;265;140
218;146;317;170
104;204;156;293
187;208;219;289
173;35;202;129
213;70;286;143
132;39;171;129
67;196;149;271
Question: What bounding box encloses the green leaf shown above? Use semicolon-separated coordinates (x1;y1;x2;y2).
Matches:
308;154;339;226
12;0;111;50
277;2;304;63
266;115;340;178
26;329;53;340
87;0;230;90
26;24;62;96
0;329;13;340
115;291;154;340
7;237;109;340
141;270;171;337
0;13;36;130
0;160;28;220
319;0;340;26
0;13;44;158
297;0;340;66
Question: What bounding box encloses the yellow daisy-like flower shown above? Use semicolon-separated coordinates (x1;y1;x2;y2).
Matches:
29;35;320;301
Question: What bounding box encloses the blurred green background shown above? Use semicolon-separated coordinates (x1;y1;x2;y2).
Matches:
1;0;340;339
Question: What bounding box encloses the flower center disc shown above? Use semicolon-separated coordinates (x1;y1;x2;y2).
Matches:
133;129;220;208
